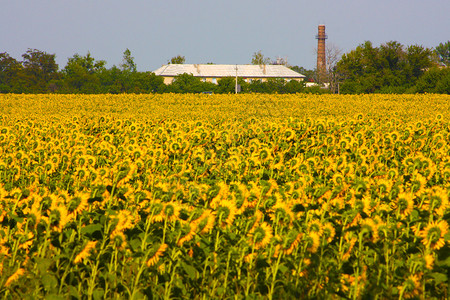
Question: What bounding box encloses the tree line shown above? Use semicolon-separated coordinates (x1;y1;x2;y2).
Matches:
336;41;450;94
1;41;449;94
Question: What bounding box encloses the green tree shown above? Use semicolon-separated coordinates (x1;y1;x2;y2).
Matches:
21;48;59;92
285;80;305;93
0;52;24;93
62;52;106;93
168;73;202;93
120;48;137;72
337;41;434;94
290;66;315;82
131;72;166;93
251;50;271;65
435;41;450;66
405;44;432;79
169;55;186;64
217;77;247;93
414;67;450;94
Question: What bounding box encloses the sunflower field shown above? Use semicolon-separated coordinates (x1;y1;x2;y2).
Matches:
0;93;449;299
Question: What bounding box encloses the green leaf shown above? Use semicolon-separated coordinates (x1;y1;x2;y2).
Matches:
436;256;450;268
81;223;103;235
45;295;65;300
431;272;448;285
181;262;196;280
35;257;53;274
277;263;289;275
93;288;105;300
129;238;142;252
42;273;58;293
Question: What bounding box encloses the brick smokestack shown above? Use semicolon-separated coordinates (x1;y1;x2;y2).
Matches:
316;24;327;83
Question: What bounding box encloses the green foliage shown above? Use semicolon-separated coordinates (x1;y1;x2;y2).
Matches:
337;41;436;94
290;66;315;82
435;41;450;66
0;52;24;93
251;50;271;65
120;49;137;72
167;73;215;93
169;55;186;64
413;67;450;94
217;77;247;93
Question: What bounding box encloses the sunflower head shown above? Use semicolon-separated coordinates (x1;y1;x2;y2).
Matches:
398;274;422;299
250;222;273;249
418;220;449;250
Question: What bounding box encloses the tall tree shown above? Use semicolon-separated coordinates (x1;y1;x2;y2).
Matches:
120;48;137;72
0;52;24;93
435;41;450;66
324;43;343;93
251;50;271;65
21;48;59;92
337;41;434;93
405;45;432;79
62;52;106;93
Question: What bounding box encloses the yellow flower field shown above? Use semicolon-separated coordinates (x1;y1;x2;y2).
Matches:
0;93;449;299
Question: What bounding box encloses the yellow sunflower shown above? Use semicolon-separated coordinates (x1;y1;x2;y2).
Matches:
269;201;294;226
250;222;273;249
146;243;168;267
322;222;336;243
216;199;237;228
74;241;97;264
398;274;422;299
392;192;414;220
163;201;181;223
306;231;321;253
417;220;449;250
422;187;449;216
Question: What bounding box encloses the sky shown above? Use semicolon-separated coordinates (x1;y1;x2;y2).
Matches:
1;0;449;72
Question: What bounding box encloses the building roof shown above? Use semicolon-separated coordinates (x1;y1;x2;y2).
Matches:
153;64;305;79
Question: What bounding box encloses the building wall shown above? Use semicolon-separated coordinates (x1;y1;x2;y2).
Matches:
163;77;174;84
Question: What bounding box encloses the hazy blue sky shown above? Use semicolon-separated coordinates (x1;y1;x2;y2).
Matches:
1;0;449;71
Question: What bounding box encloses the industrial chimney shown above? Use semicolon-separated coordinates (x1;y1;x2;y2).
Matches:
316;24;328;83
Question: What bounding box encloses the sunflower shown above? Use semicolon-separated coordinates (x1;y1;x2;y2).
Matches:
68;191;90;216
112;210;135;233
146;243;168;267
195;210;216;235
332;172;345;186
74;241;97;264
269;201;294;226
4;268;25;287
423;253;435;270
307;219;323;236
376;178;393;197
177;223;197;246
283;231;302;255
392;192;414;220
249;222;273;249
410;172;427;196
417;220;449;250
215;199;237;228
306;231;321;253
149;201;165;223
110;231;127;250
283;128;296;142
422;187;449;216
49;202;72;232
163;202;181;223
398;274;422;299
322;222;336;243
